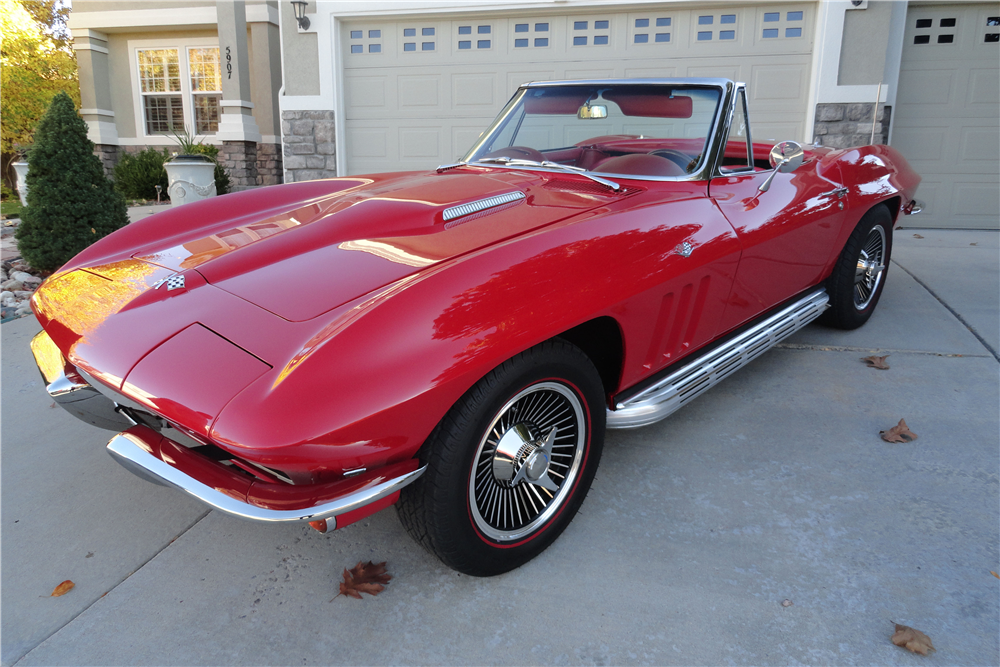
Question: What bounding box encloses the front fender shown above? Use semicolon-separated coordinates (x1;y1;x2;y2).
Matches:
210;186;740;480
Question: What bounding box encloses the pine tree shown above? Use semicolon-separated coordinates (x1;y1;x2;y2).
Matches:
15;92;128;273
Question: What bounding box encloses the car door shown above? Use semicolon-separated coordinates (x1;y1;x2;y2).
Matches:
709;87;850;334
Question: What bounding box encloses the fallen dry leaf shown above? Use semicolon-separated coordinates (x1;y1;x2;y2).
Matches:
862;354;891;370
881;418;918;443
50;580;75;597
336;561;391;600
781;599;793;607
970;242;977;246
991;571;999;579
913;234;924;239
891;623;935;655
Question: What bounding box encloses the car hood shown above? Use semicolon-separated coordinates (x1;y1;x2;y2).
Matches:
128;168;621;322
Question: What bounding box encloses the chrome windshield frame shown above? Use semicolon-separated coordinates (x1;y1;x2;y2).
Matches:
459;78;736;183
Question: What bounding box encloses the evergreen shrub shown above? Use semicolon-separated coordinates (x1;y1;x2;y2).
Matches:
15;92;128;273
113;147;169;200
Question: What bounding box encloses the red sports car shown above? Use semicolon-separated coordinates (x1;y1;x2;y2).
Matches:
30;79;921;576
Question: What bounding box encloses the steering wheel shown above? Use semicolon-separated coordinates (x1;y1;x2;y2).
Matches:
648;149;694;172
482;146;544;162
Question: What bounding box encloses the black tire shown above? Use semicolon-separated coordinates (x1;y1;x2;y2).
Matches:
397;340;606;576
821;204;893;330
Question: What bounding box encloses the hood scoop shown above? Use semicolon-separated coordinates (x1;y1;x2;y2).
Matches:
443;191;526;222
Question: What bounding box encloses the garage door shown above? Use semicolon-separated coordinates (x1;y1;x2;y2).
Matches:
891;3;999;229
341;4;815;175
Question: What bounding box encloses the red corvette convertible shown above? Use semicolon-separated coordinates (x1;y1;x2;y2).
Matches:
31;79;921;575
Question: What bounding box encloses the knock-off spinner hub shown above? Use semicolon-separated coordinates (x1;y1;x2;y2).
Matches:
491;423;559;491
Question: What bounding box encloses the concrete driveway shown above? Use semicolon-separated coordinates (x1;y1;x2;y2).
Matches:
3;230;997;666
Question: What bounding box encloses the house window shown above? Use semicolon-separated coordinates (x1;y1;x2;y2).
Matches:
138;46;220;135
187;47;221;134
138;49;183;134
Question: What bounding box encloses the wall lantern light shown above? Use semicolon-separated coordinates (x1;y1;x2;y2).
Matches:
291;1;310;31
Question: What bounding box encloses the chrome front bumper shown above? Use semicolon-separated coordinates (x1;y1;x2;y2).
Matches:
30;330;426;531
107;428;426;530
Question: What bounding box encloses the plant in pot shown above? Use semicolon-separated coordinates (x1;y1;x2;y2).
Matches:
163;129;230;206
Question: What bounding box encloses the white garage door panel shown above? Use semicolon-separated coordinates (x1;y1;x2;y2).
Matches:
892;2;999;229
961;126;1000;161
954;182;1000;216
343;4;816;175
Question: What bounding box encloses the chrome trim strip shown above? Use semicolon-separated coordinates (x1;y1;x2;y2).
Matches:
106;432;427;526
607;289;829;429
443;190;526;221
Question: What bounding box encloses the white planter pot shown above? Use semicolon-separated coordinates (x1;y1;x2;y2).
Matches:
164;156;217;207
12;162;29;206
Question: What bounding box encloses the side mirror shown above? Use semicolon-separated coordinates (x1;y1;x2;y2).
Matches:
759;140;805;192
578;104;608;120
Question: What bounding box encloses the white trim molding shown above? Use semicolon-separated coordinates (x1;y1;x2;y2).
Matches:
80;108;115;118
217;111;262;143
246;3;279;26
69;7;217;31
70;28;108;41
86;120;120;146
220;100;255;109
73;43;110;54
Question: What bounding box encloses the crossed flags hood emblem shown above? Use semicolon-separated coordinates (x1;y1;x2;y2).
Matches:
152;273;186;291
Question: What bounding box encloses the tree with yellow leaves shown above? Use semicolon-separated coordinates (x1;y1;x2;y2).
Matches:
1;0;79;188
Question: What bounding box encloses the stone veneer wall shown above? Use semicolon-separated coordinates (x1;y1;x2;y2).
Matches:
220;140;258;190
281;110;337;182
94;144;118;178
94;142;283;190
257;142;283;186
814;103;891;148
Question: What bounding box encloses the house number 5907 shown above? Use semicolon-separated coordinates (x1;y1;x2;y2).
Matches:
226;46;232;79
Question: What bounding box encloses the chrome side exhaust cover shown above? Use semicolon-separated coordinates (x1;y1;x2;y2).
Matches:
607;289;830;429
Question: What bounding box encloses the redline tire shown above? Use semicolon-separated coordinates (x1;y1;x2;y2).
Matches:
397;340;605;576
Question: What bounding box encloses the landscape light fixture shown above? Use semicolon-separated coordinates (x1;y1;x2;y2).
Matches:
291;1;310;31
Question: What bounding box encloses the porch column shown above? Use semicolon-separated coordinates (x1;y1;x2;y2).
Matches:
72;29;119;176
216;0;261;188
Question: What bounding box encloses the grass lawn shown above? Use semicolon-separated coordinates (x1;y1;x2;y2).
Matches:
1;200;23;219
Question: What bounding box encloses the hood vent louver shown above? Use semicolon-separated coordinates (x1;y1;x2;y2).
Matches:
443;191;526;222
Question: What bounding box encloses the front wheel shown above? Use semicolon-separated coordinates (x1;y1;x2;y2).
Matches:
397;340;605;576
821;204;893;329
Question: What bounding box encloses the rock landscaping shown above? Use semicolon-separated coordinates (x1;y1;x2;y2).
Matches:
1;219;44;323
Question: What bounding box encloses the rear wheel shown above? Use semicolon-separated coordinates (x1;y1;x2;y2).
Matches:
821;204;893;329
397;340;605;576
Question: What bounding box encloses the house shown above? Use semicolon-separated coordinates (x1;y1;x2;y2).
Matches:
69;0;283;188
69;0;999;229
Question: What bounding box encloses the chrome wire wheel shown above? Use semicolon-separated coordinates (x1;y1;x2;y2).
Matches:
854;225;886;310
469;381;586;542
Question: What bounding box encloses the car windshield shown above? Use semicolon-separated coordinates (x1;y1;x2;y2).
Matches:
463;84;723;179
